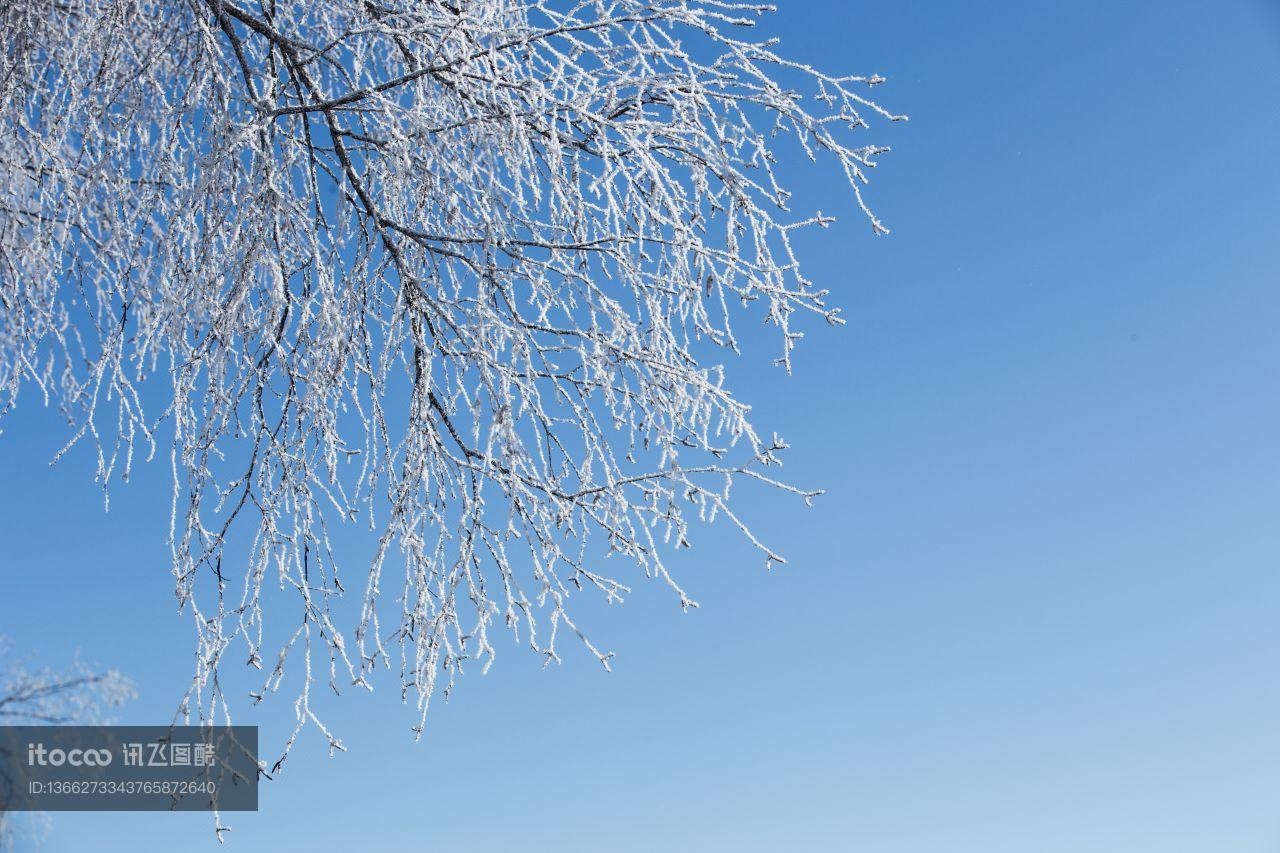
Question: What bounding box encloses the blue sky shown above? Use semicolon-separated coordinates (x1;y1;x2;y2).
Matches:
2;1;1278;851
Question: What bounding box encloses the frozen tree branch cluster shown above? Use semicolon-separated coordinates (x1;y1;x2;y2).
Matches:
0;640;134;846
0;0;902;759
0;640;135;725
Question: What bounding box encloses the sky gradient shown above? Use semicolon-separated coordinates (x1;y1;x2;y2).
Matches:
1;1;1278;851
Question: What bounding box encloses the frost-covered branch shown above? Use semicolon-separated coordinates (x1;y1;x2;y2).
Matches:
0;640;134;847
0;640;135;725
0;0;903;762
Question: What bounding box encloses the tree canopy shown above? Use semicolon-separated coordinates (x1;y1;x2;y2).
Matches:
0;0;901;758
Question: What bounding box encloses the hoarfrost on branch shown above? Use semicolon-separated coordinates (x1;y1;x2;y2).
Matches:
0;0;903;758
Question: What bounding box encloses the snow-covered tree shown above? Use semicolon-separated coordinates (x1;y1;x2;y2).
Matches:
0;641;134;846
0;641;134;726
0;0;903;760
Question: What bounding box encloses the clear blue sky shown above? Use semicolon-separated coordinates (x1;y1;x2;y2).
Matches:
2;1;1278;851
